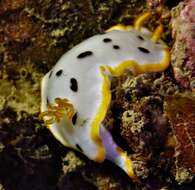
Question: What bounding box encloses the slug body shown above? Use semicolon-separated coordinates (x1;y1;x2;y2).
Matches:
40;13;170;179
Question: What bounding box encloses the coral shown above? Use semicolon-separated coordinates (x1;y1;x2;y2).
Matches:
104;70;195;188
58;171;97;190
0;62;42;120
0;0;25;15
104;72;178;186
146;0;164;8
0;110;61;190
62;151;85;174
4;13;33;43
164;93;195;183
171;0;195;91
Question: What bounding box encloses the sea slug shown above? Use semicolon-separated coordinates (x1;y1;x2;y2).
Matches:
40;12;170;179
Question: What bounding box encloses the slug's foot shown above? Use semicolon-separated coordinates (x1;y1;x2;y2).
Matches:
39;97;76;126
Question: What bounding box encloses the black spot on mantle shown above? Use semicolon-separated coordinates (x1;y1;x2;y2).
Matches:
70;78;78;92
77;51;93;59
76;144;83;152
113;45;120;49
72;112;77;125
46;97;49;105
137;35;144;41
56;70;63;76
138;47;150;54
103;38;112;43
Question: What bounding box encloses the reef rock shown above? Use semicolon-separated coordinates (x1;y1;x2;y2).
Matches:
171;0;195;91
165;93;195;183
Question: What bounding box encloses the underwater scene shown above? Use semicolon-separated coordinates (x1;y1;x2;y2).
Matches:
0;0;195;189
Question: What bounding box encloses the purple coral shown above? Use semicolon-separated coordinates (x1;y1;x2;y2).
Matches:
171;0;195;91
181;1;195;73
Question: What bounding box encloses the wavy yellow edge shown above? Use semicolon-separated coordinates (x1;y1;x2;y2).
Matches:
89;46;170;166
106;24;133;32
90;67;111;162
107;48;170;77
90;11;170;167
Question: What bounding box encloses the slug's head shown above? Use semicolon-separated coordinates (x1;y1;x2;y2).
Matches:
106;12;170;76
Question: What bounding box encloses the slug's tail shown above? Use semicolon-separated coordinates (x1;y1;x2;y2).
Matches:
100;125;137;180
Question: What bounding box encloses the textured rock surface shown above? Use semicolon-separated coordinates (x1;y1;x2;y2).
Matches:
165;94;195;183
0;0;195;190
105;72;177;188
171;0;195;91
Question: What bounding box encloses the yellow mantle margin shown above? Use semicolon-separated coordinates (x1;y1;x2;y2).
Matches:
89;46;170;170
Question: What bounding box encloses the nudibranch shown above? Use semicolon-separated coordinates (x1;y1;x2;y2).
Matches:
40;12;170;179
